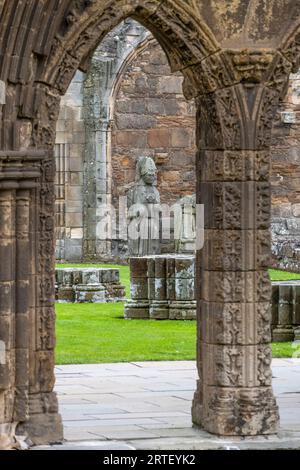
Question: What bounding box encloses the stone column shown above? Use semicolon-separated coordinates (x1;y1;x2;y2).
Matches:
0;189;16;447
169;257;196;320
0;150;62;447
272;282;300;341
81;20;150;262
272;283;294;342
191;65;286;434
16;155;63;445
124;257;150;319
293;285;300;338
149;257;169;320
14;190;30;423
82;117;112;260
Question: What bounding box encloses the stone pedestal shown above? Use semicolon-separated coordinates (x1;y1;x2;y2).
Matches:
124;258;149;319
124;300;150;319
169;301;197;320
124;255;196;320
55;268;125;303
294;327;300;341
75;284;106;303
272;281;300;342
57;286;74;303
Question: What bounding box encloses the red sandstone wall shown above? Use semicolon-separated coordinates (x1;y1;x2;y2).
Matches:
111;40;196;207
270;72;300;270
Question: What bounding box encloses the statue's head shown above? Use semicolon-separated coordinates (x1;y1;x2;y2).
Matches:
136;156;157;185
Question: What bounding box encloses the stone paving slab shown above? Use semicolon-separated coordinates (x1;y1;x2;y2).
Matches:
128;433;300;450
33;359;300;450
33;441;135;451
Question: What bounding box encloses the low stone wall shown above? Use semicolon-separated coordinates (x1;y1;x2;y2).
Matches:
272;281;300;341
125;256;300;342
124;255;196;320
55;268;126;303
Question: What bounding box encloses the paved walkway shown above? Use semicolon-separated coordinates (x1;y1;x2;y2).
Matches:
39;359;300;449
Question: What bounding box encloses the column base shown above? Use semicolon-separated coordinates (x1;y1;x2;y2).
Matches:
124;300;150;319
294;326;300;341
169;301;196;320
272;326;295;342
75;284;106;303
17;412;63;446
57;286;74;303
16;391;63;446
0;423;19;450
192;383;279;436
150;301;169;319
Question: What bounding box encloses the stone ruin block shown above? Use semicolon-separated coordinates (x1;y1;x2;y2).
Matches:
125;259;300;331
55;267;125;303
169;301;196;320
124;258;150;319
272;281;300;341
57;286;75;303
82;269;100;285
75;284;106;303
124;255;196;320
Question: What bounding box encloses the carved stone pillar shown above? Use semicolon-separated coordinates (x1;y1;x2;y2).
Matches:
0;188;16;448
14;189;31;423
0;151;62;448
191;54;290;435
19;156;63;445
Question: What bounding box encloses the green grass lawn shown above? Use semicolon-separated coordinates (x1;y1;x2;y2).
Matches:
56;302;196;364
55;264;299;364
55;302;296;364
268;269;300;281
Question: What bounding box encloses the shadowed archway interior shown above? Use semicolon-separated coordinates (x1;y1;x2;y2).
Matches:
0;0;300;448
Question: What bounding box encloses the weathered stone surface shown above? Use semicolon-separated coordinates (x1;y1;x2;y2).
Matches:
270;69;300;271
53;19;300;267
127;156;161;256
192;384;279;436
124;300;150;319
55;268;125;303
54;20;196;262
75;284;106;303
174;194;196;254
125;255;196;320
0;81;5;105
272;281;300;341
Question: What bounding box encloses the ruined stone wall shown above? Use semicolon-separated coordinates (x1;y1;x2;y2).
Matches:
55;20;150;262
54;20;196;262
111;41;196;205
271;71;300;271
55;72;85;262
54;20;300;269
110;39;196;257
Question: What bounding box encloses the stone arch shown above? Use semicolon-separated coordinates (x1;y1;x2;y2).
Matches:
280;18;300;74
53;11;202;264
82;28;154;262
0;1;222;448
109;37;155;117
37;0;219;97
68;21;153;262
